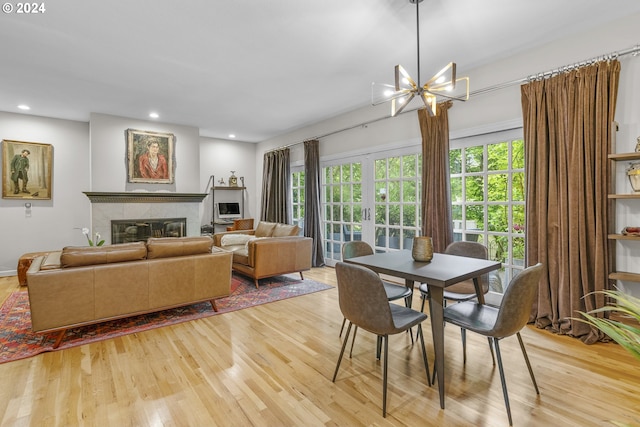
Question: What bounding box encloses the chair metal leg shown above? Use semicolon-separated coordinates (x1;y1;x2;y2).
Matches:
349;326;358;358
516;332;539;394
339;317;346;337
493;339;513;426
382;335;389;417
376;335;382;360
417;325;432;387
488;337;496;365
461;328;467;364
332;322;353;382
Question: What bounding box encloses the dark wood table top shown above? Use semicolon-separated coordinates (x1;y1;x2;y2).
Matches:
344;251;501;287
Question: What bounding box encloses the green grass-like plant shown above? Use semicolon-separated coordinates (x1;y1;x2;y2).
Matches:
576;290;640;362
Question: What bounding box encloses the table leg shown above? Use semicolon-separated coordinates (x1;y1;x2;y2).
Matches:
428;284;445;409
404;278;415;307
473;277;486;304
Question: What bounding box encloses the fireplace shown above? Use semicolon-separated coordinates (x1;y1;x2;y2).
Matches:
111;217;186;244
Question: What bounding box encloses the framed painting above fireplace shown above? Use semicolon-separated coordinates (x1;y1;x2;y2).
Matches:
126;129;175;184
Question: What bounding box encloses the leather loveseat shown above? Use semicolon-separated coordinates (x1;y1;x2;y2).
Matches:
213;221;312;288
26;236;232;348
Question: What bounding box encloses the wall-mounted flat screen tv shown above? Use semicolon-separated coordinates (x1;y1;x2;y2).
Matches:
217;202;241;219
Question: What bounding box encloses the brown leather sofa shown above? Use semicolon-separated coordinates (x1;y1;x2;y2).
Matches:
213;221;312;288
26;236;232;348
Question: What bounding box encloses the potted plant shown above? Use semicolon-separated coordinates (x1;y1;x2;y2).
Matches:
577;290;640;362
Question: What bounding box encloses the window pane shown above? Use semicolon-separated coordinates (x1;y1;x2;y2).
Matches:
488;204;508;232
403;180;417;202
488;173;508;202
488;141;508;171
512;205;525;232
450;148;462;174
403;204;416;227
451;177;462;202
375;205;386;224
512;172;525;201
512;139;525;169
353;183;362;202
388;180;400;202
375;159;386;180
403;155;417;177
465;146;484;173
342;184;351;202
342;164;351;182
388;157;400;178
388;204;400;226
465;205;484;230
465;176;484;201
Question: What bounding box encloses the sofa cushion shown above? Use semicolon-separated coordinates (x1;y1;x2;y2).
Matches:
146;236;213;259
61;242;147;268
220;234;254;247
254;222;277;237
41;251;62;270
272;223;299;237
232;248;250;266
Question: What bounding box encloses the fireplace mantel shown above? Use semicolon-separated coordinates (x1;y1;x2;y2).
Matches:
83;192;208;203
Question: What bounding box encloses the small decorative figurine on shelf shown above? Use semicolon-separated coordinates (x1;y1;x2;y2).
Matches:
636;136;640;152
218;177;226;186
229;171;238;187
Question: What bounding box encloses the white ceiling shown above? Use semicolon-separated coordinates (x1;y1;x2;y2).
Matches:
2;0;640;142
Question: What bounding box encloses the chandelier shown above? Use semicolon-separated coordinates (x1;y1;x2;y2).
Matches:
371;0;469;117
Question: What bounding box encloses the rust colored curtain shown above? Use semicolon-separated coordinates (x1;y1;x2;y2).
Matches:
304;140;325;267
260;148;291;224
521;60;620;343
418;101;454;253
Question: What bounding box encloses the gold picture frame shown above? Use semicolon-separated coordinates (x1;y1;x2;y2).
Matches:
2;139;53;200
126;129;175;184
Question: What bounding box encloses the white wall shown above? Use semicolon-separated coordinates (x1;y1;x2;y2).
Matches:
0;112;90;272
89;113;201;192
199;137;257;226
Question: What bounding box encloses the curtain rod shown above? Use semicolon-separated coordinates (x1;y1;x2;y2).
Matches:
265;43;640;153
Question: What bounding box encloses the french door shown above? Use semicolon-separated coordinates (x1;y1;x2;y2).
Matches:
321;147;422;266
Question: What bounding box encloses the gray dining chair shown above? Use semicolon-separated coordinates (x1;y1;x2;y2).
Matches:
332;262;431;417
340;241;413;349
419;241;495;364
443;262;544;426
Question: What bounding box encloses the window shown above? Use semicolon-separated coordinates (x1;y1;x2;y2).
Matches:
291;169;305;235
373;153;421;251
450;129;525;291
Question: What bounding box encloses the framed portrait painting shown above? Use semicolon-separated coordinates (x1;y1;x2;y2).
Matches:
2;140;53;200
126;129;175;184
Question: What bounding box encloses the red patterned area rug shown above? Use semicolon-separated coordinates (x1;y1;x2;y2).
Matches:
0;273;332;364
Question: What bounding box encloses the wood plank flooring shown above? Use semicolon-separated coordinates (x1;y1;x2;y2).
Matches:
0;269;638;427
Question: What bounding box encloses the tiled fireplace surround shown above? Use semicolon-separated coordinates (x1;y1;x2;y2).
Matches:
84;192;207;245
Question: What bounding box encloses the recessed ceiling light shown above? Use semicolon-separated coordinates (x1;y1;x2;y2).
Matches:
17;105;30;110
149;112;159;119
228;134;236;139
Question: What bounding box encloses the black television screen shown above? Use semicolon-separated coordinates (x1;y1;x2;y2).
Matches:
217;202;241;218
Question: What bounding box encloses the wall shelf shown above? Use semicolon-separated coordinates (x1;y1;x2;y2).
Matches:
607;135;640;284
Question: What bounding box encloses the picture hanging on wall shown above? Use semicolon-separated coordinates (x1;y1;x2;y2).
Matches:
2;139;53;200
126;128;175;184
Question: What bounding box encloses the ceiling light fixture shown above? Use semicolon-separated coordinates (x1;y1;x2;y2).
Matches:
371;0;469;117
149;112;159;119
17;104;30;110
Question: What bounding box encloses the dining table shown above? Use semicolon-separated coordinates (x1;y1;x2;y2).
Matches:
344;250;502;409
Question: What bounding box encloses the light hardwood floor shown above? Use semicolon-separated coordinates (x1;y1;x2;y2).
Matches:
0;269;638;427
